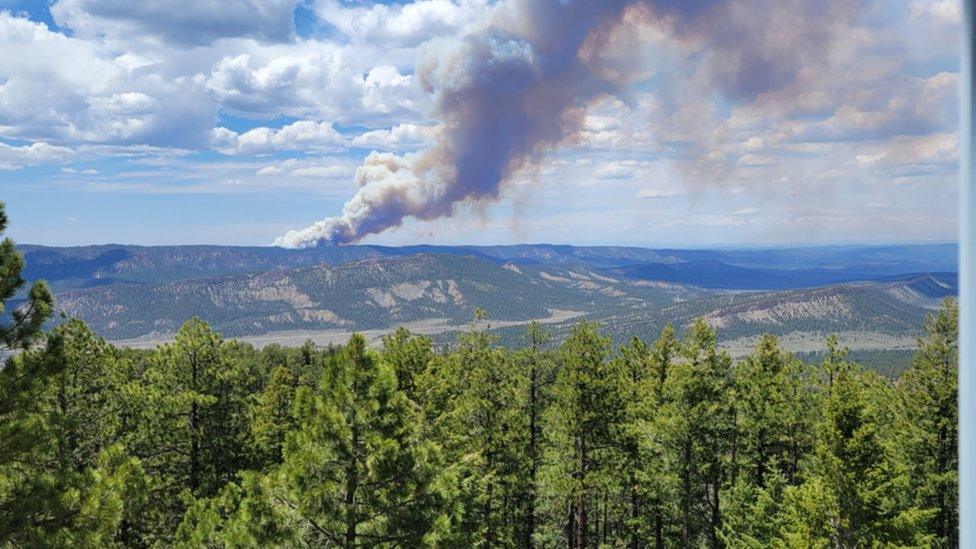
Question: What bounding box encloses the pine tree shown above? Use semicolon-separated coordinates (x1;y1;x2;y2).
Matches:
0;202;64;542
802;365;931;546
250;365;299;468
126;318;257;543
734;334;814;488
0;201;56;484
637;324;680;548
540;322;620;548
661;319;735;547
519;321;552;548
382;327;434;400
721;335;816;547
2;320;146;546
899;298;958;547
612;336;652;547
444;310;528;546
273;334;449;547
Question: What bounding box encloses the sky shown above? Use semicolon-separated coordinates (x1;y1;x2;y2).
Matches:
0;0;963;248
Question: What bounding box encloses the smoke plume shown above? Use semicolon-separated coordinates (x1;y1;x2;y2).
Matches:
275;0;857;247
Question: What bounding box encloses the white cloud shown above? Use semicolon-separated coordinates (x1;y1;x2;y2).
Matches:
351;123;434;150
203;47;420;123
314;0;488;48
256;165;284;176
592;160;648;180
0;141;74;169
736;154;775;167
211;120;343;155
50;0;299;46
636;189;677;199
290;165;351;178
0;12;216;147
61;167;99;174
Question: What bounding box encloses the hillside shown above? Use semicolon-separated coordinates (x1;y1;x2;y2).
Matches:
50;254;699;340
34;245;954;354
19;243;957;291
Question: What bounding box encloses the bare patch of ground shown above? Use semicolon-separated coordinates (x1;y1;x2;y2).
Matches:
110;309;585;349
720;330;918;358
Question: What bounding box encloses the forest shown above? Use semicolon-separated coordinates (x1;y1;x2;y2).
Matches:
0;203;960;548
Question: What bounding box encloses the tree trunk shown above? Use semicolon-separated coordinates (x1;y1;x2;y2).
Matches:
485;476;494;548
189;351;200;493
681;439;691;546
709;483;722;549
654;499;664;549
344;424;359;547
577;438;587;549
630;480;639;549
526;363;539;548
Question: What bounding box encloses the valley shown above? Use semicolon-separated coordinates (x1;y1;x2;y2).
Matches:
15;243;957;364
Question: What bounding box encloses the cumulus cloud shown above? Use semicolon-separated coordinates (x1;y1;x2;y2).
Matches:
351;124;435;151
211;120;343;155
314;0;489;48
0;10;426;151
204;49;418;122
0;12;218;147
50;0;299;46
0;141;74;169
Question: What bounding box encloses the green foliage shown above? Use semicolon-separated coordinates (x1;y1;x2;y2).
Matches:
276;334;449;546
0;224;960;549
662;319;736;547
123;318;260;544
539;322;621;548
249;365;299;468
898;298;958;547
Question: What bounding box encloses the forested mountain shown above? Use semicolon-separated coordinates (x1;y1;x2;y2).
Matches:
0;204;960;546
19;242;957;291
24;246;954;368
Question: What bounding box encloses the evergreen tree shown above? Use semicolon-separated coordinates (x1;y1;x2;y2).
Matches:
1;321;149;546
637;324;680;548
175;471;296;548
519;321;553;548
721;335;816;547
899;298;958;547
661;319;735;547
444;310;528;547
250;365;299;468
273;334;449;546
382;327;434;400
734;334;814;488
0;201;56;489
800;365;931;546
126;318;257;543
0;202;111;544
612;336;653;548
540;322;620;548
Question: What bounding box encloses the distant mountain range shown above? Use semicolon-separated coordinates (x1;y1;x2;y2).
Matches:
14;243;958;356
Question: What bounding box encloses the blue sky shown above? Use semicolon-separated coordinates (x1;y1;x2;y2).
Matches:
0;0;962;247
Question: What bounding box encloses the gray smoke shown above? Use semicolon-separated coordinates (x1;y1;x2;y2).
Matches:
275;0;858;247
